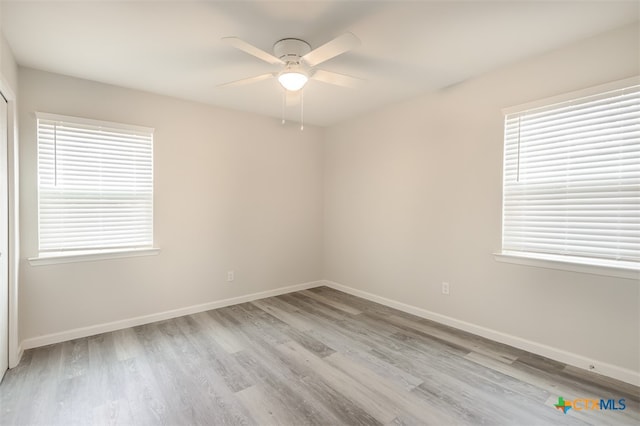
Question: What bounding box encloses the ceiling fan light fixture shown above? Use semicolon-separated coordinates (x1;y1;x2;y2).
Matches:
278;71;308;91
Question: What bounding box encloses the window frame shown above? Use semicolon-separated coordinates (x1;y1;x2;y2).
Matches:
495;76;640;280
29;112;159;265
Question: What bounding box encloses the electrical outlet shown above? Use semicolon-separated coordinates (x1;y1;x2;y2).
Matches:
227;271;234;282
442;282;450;295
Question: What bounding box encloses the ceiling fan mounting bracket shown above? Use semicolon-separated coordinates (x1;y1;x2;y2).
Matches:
273;38;311;63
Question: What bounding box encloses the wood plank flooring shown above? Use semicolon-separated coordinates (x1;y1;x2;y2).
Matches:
1;286;638;425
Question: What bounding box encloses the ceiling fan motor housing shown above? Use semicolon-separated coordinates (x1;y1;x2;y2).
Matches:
273;38;312;64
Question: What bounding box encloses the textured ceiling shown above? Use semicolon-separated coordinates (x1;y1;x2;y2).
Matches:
2;1;638;126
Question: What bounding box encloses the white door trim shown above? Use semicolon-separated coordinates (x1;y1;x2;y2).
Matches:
0;91;7;380
0;75;20;368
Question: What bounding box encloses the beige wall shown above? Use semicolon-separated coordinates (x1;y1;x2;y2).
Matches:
18;68;324;341
0;34;17;92
1;0;18;92
324;24;640;375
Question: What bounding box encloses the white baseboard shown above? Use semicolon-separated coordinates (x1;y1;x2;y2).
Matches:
323;280;640;387
20;280;323;351
17;278;640;387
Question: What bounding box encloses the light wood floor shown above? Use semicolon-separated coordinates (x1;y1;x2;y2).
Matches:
1;286;638;425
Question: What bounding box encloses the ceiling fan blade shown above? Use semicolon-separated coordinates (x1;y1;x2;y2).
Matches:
222;37;284;65
311;69;364;88
302;32;361;67
218;73;276;88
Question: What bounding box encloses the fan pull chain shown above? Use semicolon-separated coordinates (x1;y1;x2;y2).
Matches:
300;90;304;131
281;90;286;125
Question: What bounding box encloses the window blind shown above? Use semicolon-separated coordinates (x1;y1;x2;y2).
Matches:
502;82;640;266
36;113;154;254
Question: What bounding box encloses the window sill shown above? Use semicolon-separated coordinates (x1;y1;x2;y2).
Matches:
28;248;161;266
494;251;639;280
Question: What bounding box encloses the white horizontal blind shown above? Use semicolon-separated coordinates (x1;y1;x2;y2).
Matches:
502;83;640;265
37;113;154;254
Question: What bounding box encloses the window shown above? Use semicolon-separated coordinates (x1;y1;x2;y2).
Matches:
36;113;154;259
500;78;639;272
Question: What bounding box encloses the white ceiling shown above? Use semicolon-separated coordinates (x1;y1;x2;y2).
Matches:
2;1;638;126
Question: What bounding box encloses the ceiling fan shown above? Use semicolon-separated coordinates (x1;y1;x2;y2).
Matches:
219;33;363;92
